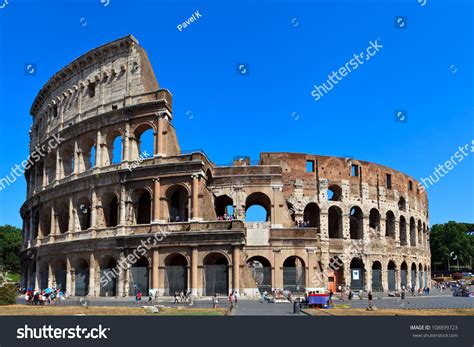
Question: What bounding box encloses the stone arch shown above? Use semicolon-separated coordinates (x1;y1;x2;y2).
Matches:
44;153;56;184
60;143;75;177
387;260;397;291
399;216;407;245
349;206;364;239
245;192;271;222
132;122;155;159
327;184;342;201
372;261;382;291
203;252;229;296
38;261;49;290
99;255;118;296
398;197;406;212
246;256;272;293
166;185;190;222
283;256;306;292
129;256;150;296
400;261;408;289
214;195;234;219
40;206;51;237
102;192;119;227
55;198;69;234
417;220;423;246
409;217;416;246
303;202;320;229
385;210;395;237
350;258;365;290
74;258;89;296
411;262;417;288
328;206;343;238
369;208;381;232
164;253;189;295
77;196;92;230
132;188;152;225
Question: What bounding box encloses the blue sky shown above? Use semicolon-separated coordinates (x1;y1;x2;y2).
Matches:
0;0;473;227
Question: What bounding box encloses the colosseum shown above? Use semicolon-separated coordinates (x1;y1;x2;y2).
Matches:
20;35;431;298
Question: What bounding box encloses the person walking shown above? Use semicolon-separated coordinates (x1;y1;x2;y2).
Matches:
329;290;334;306
173;291;179;304
228;292;234;310
212;294;219;309
368;291;373;308
233;291;238;307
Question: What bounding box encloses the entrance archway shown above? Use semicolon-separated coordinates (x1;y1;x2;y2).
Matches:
165;254;188;295
387;261;396;291
350;258;365;290
246;256;272;293
400;262;408;289
203;253;229;296
283;256;306;292
99;256;117;296
371;261;382;291
74;258;89;296
129;257;149;296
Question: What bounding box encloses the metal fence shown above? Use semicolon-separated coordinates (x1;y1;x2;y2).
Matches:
165;266;187;295
129;266;149;296
204;265;228;296
75;269;89;296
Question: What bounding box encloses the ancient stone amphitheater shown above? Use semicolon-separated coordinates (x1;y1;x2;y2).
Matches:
20;35;431;297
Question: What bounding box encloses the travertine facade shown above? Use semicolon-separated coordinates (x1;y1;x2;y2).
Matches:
20;35;431;297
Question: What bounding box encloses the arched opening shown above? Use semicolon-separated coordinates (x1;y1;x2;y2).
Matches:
328;206;343;238
399;216;407;245
203;253;229;296
349;206;364;240
369;208;381;232
56;201;69;234
167;186;189;222
44;154;56;184
74;258;89;296
137;127;154;158
327;184;342;201
41;207;51;237
417;220;423;246
409;217;416;246
165;254;188;295
54;260;67;293
246;256;272;293
423;265;428;286
398;197;406;211
89;144;96;169
61;144;75;177
387;261;397;291
303;203;320;229
411;263;417;289
129;257;149;296
33;211;40;239
328;256;344;291
283;256;306;292
385;211;395;237
214;195;234;219
103;193;119;227
245;192;271;222
77;197;91;230
99;256;117;296
372;261;382;291
418;263;423;289
111;135;123;164
400;262;408;289
135;189;151;224
350;258;365;290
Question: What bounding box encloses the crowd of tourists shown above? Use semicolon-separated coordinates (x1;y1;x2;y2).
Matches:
22;287;66;305
217;214;236;221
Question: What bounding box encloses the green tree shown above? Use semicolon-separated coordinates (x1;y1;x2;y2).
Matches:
0;225;22;274
430;221;474;271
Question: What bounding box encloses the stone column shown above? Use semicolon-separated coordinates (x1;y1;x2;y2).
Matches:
122;122;130;162
319;211;329;238
394;219;400;245
35;264;41;290
42;164;47;188
381;261;388;293
73;140;79;174
29;210;34;243
153;178;161;222
50;206;56;237
191;247;198;296
117;252;126;297
26;263;33;289
232;247;240;293
343;262;351;287
66;257;73;295
55;150;62;181
152;249;159;290
94;130;102;168
191;175;200;220
119;183;127;225
68;196;75;232
91;188;97;228
273;250;283;289
365;264;372;292
88;253;96;297
157;115;164;156
342;213;351;239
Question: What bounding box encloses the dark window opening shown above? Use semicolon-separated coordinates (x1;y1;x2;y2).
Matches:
306;160;315;173
386;174;392;189
88;83;96;98
408;181;413;191
351;164;359;177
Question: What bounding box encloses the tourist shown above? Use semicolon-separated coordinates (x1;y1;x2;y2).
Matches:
329;290;334;306
233;291;238;307
228;292;233;309
173;291;179;304
348;289;353;301
212;294;219;309
368;291;373;308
